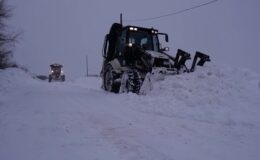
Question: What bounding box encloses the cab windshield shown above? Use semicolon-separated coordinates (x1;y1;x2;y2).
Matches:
128;31;160;52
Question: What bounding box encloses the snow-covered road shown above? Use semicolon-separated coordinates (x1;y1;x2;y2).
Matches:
0;66;260;160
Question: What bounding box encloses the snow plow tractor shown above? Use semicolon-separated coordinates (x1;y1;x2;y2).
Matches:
101;23;210;94
48;63;65;82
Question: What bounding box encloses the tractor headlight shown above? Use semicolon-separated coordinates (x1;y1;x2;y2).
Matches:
129;27;138;31
61;70;64;75
151;30;158;34
127;43;133;47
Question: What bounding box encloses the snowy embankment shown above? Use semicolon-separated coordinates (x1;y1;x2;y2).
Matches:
0;65;260;160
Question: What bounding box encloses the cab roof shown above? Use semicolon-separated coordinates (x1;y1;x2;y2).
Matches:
123;25;159;33
50;63;63;68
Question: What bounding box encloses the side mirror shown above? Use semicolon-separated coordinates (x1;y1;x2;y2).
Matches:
158;33;169;42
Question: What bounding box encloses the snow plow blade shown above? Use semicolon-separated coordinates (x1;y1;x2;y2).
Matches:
173;49;191;71
164;49;211;74
190;51;211;72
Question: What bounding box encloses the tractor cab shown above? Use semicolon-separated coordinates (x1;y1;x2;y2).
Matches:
50;64;62;75
119;26;168;52
103;24;169;64
48;63;65;82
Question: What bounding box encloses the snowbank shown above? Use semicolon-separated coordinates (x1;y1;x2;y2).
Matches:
0;68;35;95
0;65;260;160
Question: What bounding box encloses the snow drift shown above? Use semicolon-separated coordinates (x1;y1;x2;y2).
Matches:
0;65;260;160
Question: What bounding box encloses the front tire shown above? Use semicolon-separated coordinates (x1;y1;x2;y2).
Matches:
126;70;141;94
48;75;52;82
120;69;142;94
61;75;65;82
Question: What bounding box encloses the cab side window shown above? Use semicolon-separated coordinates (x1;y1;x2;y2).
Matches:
116;30;127;56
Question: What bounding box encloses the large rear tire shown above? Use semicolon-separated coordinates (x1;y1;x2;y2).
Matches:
103;65;120;93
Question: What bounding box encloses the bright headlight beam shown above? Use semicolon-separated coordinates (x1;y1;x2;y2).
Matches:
128;43;133;47
129;27;138;31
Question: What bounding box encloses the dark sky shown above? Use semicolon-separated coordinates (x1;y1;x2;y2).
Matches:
8;0;260;78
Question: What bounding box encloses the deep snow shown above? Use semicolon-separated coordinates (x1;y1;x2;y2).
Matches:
0;65;260;160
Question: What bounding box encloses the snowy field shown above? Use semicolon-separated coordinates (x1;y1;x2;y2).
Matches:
0;65;260;160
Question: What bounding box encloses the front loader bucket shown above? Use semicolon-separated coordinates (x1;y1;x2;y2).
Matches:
174;49;191;72
190;51;211;72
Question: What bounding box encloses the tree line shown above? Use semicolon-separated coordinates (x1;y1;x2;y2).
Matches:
0;0;17;69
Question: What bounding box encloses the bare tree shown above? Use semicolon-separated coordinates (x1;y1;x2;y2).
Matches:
0;0;17;69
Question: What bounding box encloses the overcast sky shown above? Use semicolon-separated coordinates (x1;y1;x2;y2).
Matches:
8;0;260;78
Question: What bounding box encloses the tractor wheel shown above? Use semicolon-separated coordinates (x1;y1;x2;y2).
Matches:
104;65;120;93
125;70;142;94
48;75;52;82
61;75;65;82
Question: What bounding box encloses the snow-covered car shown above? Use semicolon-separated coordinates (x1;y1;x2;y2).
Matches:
48;63;65;82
